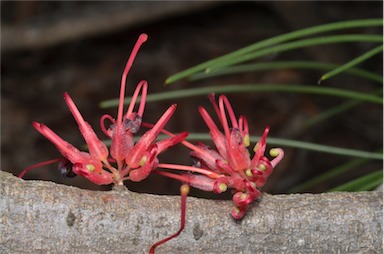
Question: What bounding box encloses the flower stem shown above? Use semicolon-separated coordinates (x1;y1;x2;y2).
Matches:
158;163;223;179
18;158;63;178
149;184;189;254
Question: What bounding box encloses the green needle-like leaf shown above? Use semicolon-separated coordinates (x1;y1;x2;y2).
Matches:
206;34;383;72
190;61;383;83
166;19;382;84
320;45;383;82
327;170;383;192
303;89;383;128
289;157;370;193
100;84;383;108
263;137;383;160
304;99;362;128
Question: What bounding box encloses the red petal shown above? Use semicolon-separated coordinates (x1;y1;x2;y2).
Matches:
126;104;176;168
227;129;251;171
33;122;90;164
64;93;109;162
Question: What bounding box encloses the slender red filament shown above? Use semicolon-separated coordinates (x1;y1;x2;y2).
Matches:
219;95;239;129
141;122;219;164
125;80;148;118
18;158;63;178
198;106;220;134
154;170;191;183
149;184;189;254
100;114;115;137
239;115;249;135
117;34;148;127
218;96;231;144
158;163;222;179
208;93;222;125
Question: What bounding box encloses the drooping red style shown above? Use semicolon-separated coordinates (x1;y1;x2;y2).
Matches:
155;94;284;219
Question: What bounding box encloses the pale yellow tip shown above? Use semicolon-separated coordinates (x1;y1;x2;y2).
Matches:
180;184;190;195
219;183;228;193
269;148;280;157
258;164;267;171
139;156;147;167
86;164;95;172
253;142;259;152
243;134;250;147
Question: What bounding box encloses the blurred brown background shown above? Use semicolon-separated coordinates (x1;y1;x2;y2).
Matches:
1;1;382;197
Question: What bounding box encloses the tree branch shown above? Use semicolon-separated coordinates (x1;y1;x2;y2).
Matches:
0;171;382;253
2;2;221;51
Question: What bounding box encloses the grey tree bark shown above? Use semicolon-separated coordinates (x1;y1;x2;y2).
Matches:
2;2;221;51
0;171;382;254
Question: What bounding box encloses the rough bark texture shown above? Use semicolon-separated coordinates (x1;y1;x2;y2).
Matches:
0;170;382;254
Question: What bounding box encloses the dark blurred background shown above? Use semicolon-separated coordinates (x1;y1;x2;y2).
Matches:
1;1;382;197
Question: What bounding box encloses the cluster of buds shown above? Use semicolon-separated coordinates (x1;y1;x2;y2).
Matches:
19;34;187;186
155;94;284;219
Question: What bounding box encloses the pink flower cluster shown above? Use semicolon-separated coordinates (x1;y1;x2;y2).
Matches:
20;33;284;221
156;94;283;219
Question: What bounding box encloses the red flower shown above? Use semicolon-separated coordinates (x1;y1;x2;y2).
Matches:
19;34;187;186
156;94;284;219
